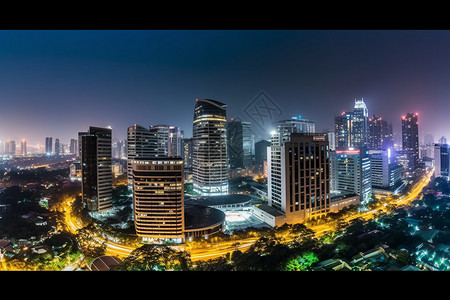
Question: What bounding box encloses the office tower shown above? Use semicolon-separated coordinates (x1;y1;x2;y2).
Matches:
21;139;26;156
434;143;449;179
45;137;52;155
276;116;315;136
227;120;252;169
192;98;228;196
268;133;330;224
268;117;317;213
168;126;183;157
327;131;336;151
54;138;60;155
4;139;15;156
401;113;419;173
352;98;369;148
368;114;394;150
335;111;353;148
112;138;121;159
331;148;372;203
80;126;113;212
70;139;77;155
368;149;402;189
335;98;369;149
150;125;169;157
439;136;447;145
182;138;193;170
255;139;271;169
127;124;158;186
131;157;184;243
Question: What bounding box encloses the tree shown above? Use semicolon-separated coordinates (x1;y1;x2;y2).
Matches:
115;244;191;271
284;252;319;271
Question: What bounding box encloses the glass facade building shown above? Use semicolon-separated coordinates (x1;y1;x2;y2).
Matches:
192;99;228;196
80;126;113;212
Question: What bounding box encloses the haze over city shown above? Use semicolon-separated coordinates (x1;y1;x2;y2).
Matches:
1;30;449;147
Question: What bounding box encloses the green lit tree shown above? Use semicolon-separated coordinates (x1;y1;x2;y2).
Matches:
284;252;319;271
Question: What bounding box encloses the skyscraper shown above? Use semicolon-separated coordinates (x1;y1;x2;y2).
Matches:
70;138;77;156
434;143;449;179
335;98;369;149
192;98;228;196
227;120;252;169
45;137;52;155
54;138;60;156
255;139;271;169
21;139;27;156
331;148;372;203
402;113;419;173
168;126;183;157
80;126;113;212
4;139;15;156
150;125;170;157
268;133;330;224
127;124;158;186
352;98;369;148
368;114;393;150
182;137;193;171
131;157;185;243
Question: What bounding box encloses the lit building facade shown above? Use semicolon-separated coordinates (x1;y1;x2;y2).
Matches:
132;157;185;243
54;138;60;156
268;133;330;224
21;139;26;156
331;147;372;203
434;143;449;179
368;114;393;150
335;98;369;149
192;99;228;196
369;149;402;189
80;126;113;213
45;137;52;155
401;112;419;174
127;124;158;186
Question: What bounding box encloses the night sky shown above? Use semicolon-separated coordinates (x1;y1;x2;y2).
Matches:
1;30;449;147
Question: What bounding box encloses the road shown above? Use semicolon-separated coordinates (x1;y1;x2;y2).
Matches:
62;168;434;263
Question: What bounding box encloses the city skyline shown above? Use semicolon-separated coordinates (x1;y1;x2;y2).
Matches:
1;30;449;145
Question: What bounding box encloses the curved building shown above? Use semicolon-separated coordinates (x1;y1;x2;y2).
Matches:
192;99;228;196
132;157;185;243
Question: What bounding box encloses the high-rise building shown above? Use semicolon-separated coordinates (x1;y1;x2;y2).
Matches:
45;137;52;155
331;148;372;203
4;139;16;156
70;139;77;156
150;125;169;157
401;113;419;173
268;133;330;223
227;120;252;169
192;98;228;196
276;116;316;137
80;126;113;212
131;157;185;243
268;117;317;214
54;138;60;156
182;137;193;170
335;98;369;149
21;139;27;156
127;124;158;186
368;114;393;150
168;126;183;157
368;149;402;189
352;98;369;148
434;143;449;179
255;139;271;169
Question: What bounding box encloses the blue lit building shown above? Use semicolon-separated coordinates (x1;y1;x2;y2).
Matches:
331;147;372;203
